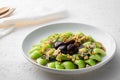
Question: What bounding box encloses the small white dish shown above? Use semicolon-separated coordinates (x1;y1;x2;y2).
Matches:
22;22;116;74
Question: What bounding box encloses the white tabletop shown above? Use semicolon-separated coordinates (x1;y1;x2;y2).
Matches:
0;0;120;80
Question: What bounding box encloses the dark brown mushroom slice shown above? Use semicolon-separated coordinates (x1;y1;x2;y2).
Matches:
54;41;65;49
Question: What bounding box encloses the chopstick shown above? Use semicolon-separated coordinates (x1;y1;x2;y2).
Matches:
0;10;68;28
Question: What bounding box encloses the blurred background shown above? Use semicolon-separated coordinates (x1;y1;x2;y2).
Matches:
0;0;120;80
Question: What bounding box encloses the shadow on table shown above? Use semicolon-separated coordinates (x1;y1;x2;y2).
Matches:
35;51;120;80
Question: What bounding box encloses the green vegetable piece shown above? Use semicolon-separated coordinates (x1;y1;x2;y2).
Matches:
85;59;96;66
30;51;41;59
37;58;48;65
47;61;64;69
40;43;52;52
64;32;73;37
48;33;59;42
68;32;73;36
56;64;65;69
73;54;79;57
90;54;102;62
56;54;62;61
72;54;80;60
57;38;63;41
47;62;56;68
83;42;91;46
88;35;95;42
55;61;65;69
62;61;76;69
29;47;41;54
46;44;52;48
95;42;102;48
93;48;106;56
55;61;61;65
46;48;55;55
79;48;88;53
76;32;85;37
75;60;85;68
56;54;70;61
61;32;73;38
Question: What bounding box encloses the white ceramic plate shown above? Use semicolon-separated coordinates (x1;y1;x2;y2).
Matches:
22;22;116;74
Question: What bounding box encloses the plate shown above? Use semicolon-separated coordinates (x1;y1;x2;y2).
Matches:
22;22;116;74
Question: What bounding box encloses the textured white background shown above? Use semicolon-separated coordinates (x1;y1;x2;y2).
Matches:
0;0;120;80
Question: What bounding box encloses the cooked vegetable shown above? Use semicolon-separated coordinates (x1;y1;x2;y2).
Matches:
29;32;106;70
75;60;85;68
37;58;48;65
93;48;106;56
47;62;56;68
90;54;102;62
85;59;96;66
30;51;41;59
62;61;76;69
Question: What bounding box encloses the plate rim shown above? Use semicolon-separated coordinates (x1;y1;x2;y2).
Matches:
21;22;117;73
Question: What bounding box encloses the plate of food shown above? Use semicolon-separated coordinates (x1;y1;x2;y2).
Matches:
22;22;116;74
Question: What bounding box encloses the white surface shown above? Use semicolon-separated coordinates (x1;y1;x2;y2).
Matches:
22;22;116;74
0;0;120;80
